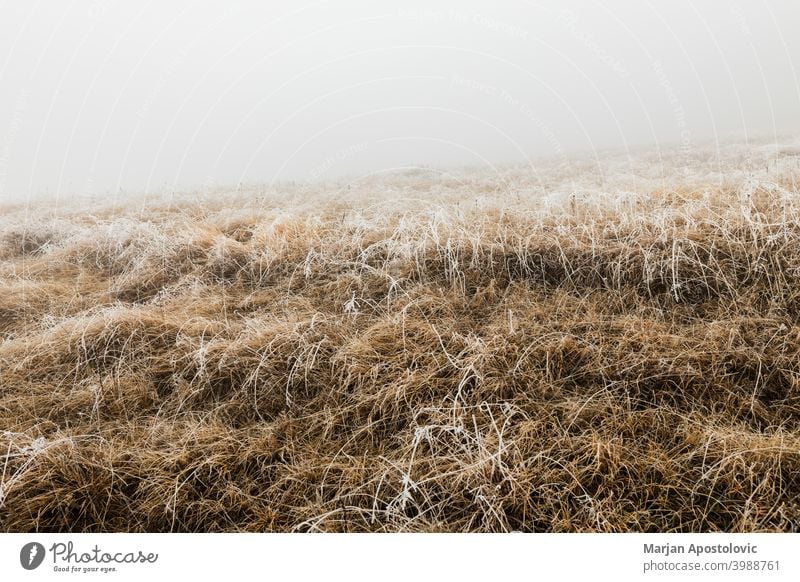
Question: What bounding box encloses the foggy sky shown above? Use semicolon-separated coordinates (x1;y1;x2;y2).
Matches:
1;0;798;200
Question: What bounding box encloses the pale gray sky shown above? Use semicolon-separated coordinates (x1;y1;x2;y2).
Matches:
0;0;798;199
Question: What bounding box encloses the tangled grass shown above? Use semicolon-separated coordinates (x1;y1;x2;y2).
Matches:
1;143;800;532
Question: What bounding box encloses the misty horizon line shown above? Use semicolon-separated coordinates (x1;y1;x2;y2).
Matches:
5;129;798;205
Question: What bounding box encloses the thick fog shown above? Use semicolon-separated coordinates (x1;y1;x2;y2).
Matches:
0;0;798;200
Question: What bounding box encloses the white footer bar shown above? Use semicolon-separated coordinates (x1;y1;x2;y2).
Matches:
1;533;796;581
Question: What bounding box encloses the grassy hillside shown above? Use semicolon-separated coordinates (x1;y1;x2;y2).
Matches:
1;142;799;532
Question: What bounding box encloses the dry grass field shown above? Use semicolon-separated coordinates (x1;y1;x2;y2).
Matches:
1;139;799;532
